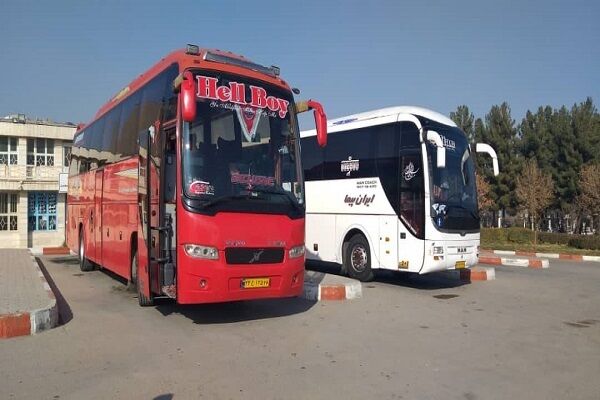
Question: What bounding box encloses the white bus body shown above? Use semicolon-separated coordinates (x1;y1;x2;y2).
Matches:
300;106;497;281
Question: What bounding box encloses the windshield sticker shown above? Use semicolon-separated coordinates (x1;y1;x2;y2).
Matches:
403;162;420;181
344;194;375;207
196;76;289;118
231;172;275;188
341;156;360;177
235;106;261;142
189;181;215;196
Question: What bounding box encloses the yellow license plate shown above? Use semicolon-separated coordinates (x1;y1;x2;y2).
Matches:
241;278;270;289
455;261;466;269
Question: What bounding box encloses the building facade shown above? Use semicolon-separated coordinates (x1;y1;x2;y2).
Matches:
0;115;76;249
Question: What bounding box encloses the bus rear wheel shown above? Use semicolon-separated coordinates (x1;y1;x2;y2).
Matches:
79;229;94;272
344;234;374;282
131;250;154;307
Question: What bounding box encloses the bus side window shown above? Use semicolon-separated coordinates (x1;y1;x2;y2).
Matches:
164;131;177;202
301;135;324;181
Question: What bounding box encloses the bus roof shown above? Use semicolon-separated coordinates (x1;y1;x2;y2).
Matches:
300;106;457;137
80;47;291;134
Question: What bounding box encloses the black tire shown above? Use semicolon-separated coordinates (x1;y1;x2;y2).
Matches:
344;234;374;282
79;228;94;272
131;250;154;307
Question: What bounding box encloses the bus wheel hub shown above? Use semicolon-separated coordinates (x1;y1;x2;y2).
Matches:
351;246;368;271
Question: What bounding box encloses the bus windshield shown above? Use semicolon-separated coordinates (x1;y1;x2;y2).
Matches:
182;71;303;216
425;123;479;231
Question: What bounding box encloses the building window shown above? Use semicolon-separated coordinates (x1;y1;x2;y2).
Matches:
0;193;18;231
27;138;54;166
63;145;72;167
0;137;18;165
28;192;57;231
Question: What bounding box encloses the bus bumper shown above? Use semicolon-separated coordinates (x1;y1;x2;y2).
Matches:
176;253;305;304
420;239;479;274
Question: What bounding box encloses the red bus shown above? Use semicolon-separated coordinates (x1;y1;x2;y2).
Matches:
66;45;327;306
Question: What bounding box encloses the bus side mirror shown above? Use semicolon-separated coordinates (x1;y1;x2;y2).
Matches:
181;71;197;122
296;100;328;147
426;130;446;168
476;143;499;176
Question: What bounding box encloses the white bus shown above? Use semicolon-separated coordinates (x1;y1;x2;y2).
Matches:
300;106;498;281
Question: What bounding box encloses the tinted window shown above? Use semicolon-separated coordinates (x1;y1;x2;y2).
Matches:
118;90;142;157
304;123;397;181
399;151;424;238
162;64;179;121
375;124;400;215
323;127;377;180
102;107;121;161
301;135;324;181
138;73;168;137
400;121;420;148
70;64;178;172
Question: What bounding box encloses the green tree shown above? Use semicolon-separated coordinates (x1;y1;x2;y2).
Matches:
572;97;600;165
519;106;559;208
450;105;475;143
550;106;581;211
481;103;521;218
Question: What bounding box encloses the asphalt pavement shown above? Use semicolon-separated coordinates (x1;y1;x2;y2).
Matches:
1;255;599;399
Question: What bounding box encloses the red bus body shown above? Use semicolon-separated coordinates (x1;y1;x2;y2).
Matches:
66;48;314;304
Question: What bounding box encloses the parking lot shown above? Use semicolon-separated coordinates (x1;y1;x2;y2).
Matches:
1;255;599;400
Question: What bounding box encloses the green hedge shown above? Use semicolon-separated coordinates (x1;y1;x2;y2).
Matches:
481;228;600;250
537;232;572;245
569;236;600;250
481;227;533;244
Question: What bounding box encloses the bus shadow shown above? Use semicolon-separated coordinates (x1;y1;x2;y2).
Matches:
47;255;80;266
35;257;74;326
155;296;317;324
306;260;467;290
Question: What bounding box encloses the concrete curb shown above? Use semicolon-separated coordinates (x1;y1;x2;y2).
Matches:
301;271;362;301
479;255;549;269
460;266;496;281
483;249;600;263
0;253;58;339
444;266;496;282
42;247;70;255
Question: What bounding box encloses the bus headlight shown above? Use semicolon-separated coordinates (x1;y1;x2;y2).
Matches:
184;244;219;260
288;245;305;259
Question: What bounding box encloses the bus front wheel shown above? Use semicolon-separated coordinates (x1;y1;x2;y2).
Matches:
344;234;374;282
131;250;154;307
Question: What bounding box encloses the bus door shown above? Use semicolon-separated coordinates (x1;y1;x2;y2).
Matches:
93;169;103;265
138;124;174;301
388;119;424;273
397;150;425;273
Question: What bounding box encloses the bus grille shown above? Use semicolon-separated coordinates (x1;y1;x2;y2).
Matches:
225;248;284;264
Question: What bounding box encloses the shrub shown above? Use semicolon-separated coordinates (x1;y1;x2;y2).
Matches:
481;228;508;243
506;227;535;244
568;236;600;250
537;232;572;245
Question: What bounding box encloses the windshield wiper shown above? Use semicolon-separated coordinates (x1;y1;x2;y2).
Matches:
248;187;303;212
199;194;260;209
446;204;480;220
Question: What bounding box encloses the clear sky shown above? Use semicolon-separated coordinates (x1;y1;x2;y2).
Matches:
0;0;598;128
